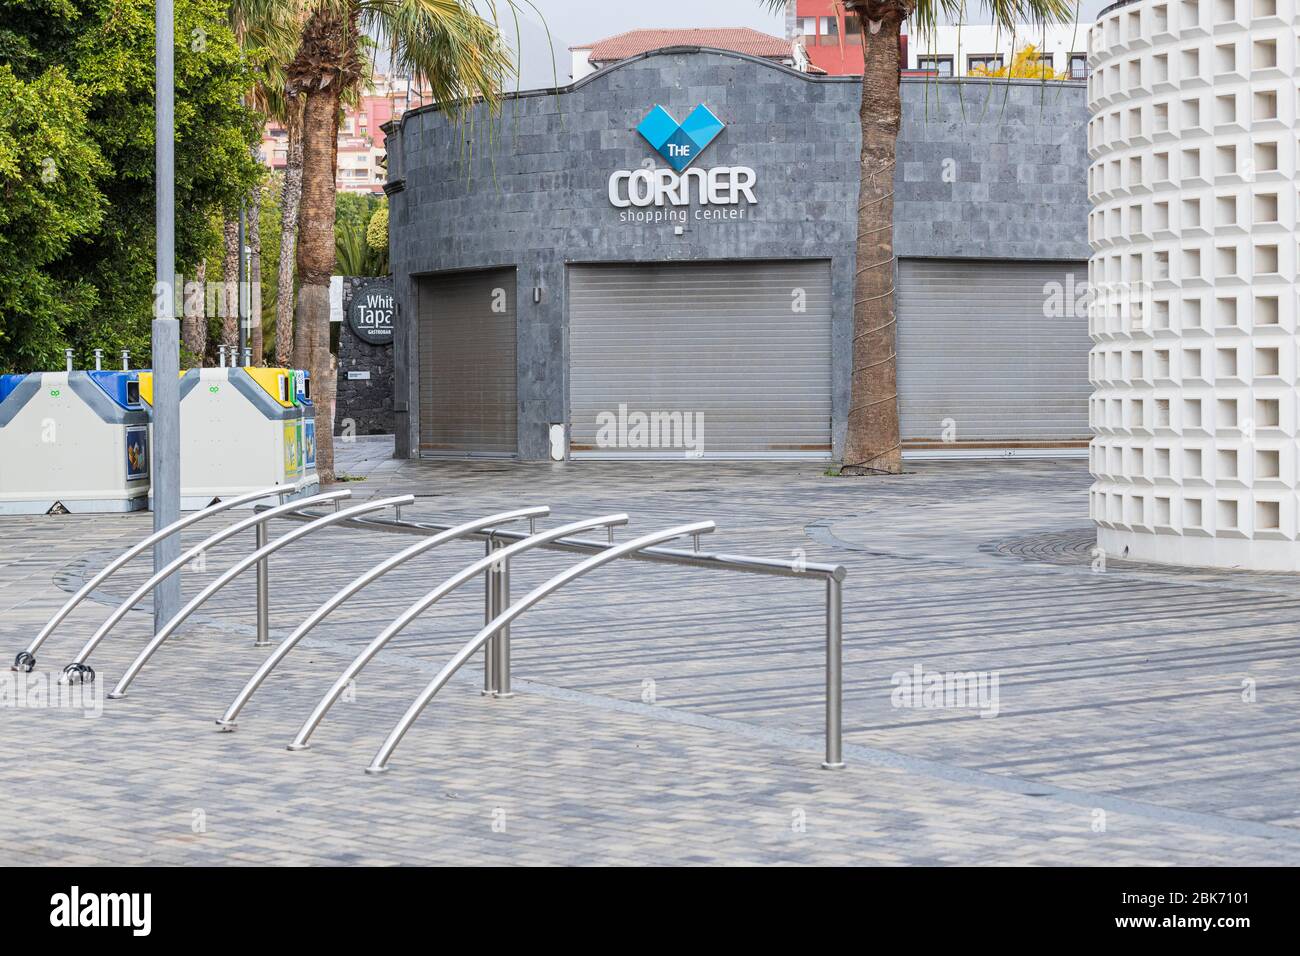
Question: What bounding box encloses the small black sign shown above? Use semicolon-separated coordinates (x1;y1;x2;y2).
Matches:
347;279;394;345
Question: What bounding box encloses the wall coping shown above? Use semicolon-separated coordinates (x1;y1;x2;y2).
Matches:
383;45;857;135
381;58;1086;136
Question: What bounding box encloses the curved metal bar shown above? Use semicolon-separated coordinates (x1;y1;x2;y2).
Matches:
107;495;416;699
286;513;632;751
365;521;716;774
214;505;551;731
12;479;313;672
63;490;352;672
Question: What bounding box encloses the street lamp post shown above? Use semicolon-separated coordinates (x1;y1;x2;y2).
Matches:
152;0;182;630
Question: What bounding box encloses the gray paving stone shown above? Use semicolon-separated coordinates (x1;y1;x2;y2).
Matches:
1;442;1298;864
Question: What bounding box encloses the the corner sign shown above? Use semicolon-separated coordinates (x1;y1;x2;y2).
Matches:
608;103;757;223
637;104;724;171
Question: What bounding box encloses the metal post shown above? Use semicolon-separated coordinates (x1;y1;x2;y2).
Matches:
822;577;844;770
255;523;270;646
494;551;512;698
481;538;497;696
64;349;73;372
151;0;181;637
215;506;550;731
237;204;247;359
94;349;103;371
365;521;716;774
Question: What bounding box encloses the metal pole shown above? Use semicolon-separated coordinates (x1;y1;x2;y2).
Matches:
63;490;350;674
215;506;550;731
14;480;310;672
822;577;845;770
481;538;497;696
287;513;632;751
365;521;716;774
152;0;182;636
494;552;512;698
255;523;270;647
236;203;247;360
110;495;414;699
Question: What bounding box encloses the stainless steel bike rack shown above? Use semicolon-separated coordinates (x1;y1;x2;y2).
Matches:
284;513;631;750
107;495;416;698
270;506;848;770
59;490;351;682
364;521;717;774
214;505;551;731
11;478;313;673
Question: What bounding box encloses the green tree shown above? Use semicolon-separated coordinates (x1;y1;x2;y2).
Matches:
969;43;1069;80
365;201;388;254
335;197;388;276
769;0;1072;473
0;65;107;371
0;0;262;371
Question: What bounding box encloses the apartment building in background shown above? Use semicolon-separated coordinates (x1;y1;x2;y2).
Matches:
259;74;430;193
783;1;1090;78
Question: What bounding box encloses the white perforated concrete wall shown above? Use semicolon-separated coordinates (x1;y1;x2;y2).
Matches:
1088;0;1300;570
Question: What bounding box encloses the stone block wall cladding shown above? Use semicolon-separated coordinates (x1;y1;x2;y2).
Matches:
335;276;395;436
894;79;1091;260
386;49;1089;459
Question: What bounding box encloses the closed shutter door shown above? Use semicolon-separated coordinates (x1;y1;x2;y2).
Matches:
569;261;832;459
896;258;1091;447
417;269;517;455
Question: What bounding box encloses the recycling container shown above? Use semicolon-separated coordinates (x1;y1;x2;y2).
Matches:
139;366;318;510
0;370;150;514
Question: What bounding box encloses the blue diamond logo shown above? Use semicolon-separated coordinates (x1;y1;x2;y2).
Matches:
636;104;724;172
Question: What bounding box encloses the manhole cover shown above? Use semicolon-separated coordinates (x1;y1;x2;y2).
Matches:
981;528;1097;567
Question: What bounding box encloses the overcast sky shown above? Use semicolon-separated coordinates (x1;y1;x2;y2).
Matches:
500;1;1114;89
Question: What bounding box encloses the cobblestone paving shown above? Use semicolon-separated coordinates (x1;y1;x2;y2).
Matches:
2;439;1298;865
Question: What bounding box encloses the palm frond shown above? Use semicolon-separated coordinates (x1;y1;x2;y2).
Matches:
358;0;515;118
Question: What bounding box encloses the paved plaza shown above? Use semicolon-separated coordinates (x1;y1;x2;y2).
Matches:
2;439;1298;865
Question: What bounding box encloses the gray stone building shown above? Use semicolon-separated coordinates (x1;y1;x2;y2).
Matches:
385;47;1091;462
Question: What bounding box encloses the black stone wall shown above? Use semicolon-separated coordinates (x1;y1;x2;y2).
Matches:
335;276;395;436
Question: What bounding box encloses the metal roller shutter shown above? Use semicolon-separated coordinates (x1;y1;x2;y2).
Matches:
417;269;517;456
568;261;832;459
896;258;1091;453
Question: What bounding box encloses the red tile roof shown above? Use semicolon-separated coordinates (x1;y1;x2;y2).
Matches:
578;28;792;63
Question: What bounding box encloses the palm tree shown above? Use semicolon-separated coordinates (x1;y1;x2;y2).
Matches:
229;2;302;367
279;0;512;481
248;173;265;363
769;1;1072;474
274;94;303;367
221;211;240;350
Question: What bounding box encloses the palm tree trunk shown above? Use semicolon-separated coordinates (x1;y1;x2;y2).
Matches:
249;176;264;365
276;104;303;367
182;259;207;366
294;79;341;481
221;211;240;350
843;4;904;475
